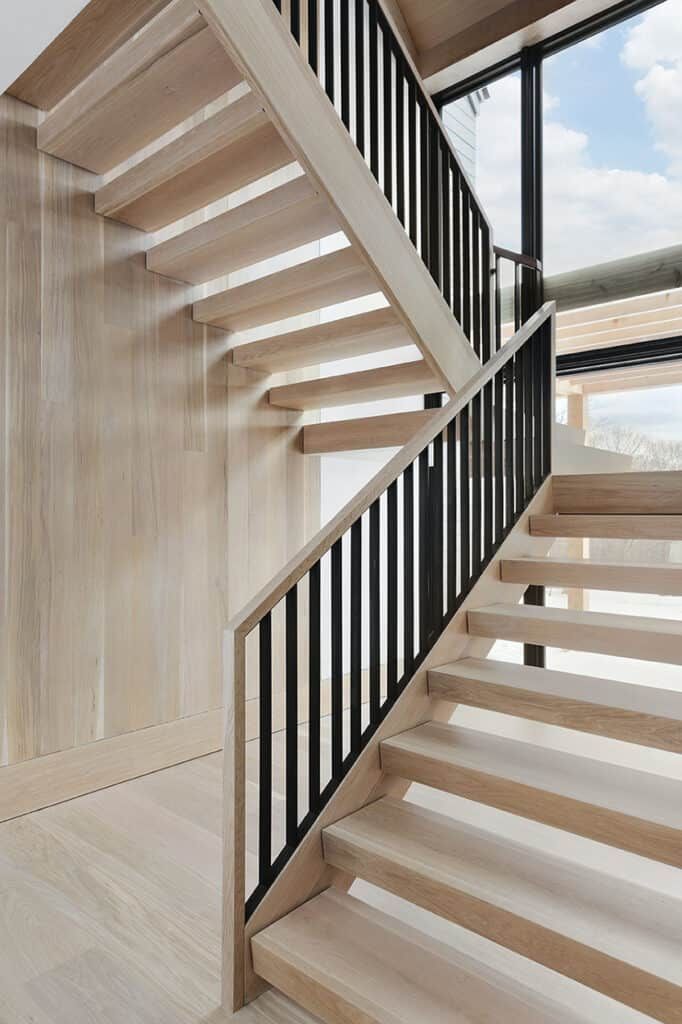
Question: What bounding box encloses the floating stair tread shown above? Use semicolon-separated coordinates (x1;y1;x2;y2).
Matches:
232;307;413;372
269;358;440;410
146;176;338;284
468;603;682;664
193;247;379;332
95;92;292;231
530;514;682;540
323;797;682;1021
252;889;598;1024
302;409;437;454
554;471;682;515
380;721;682;864
501;556;682;594
429;657;682;752
38;1;241;173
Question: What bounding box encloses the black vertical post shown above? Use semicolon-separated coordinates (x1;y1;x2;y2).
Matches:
521;46;545;665
524;584;546;668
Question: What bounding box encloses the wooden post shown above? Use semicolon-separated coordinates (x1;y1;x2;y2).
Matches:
222;627;246;1012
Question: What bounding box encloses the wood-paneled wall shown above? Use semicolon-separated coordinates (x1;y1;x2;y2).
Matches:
0;94;318;768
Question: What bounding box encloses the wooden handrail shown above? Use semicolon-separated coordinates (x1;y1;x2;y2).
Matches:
229;301;556;638
494;245;543;272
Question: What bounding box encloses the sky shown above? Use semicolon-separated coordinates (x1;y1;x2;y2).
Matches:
456;0;682;276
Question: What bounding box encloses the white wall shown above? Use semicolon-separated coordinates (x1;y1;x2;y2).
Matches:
0;0;89;95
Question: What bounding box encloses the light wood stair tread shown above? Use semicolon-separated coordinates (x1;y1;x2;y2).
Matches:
269;358;440;410
322;797;682;1021
554;471;682;515
193;247;379;332
429;657;682;752
252;888;598;1024
38;0;241;173
530;514;682;540
380;721;682;864
231;306;413;372
94;92;292;231
302;409;437;454
146;175;338;284
501;556;682;594
468;603;682;664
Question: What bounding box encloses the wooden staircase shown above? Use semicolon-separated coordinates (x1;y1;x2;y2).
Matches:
32;0;465;459
251;471;682;1024
27;3;682;1022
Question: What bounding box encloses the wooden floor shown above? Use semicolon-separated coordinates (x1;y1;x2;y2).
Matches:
0;751;320;1024
0;734;670;1024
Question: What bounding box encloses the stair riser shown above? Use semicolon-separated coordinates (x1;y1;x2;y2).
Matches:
468;611;682;665
322;832;682;1023
379;746;682;868
429;675;682;754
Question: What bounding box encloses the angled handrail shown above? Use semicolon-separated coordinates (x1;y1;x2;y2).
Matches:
270;0;496;360
224;303;555;999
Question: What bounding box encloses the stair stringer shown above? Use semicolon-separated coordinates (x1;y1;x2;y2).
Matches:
200;0;482;397
238;477;556;1006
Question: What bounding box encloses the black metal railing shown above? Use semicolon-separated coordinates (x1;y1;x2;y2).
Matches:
493;245;544;349
272;0;495;360
242;303;554;919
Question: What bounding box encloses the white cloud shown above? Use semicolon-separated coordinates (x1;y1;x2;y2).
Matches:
621;0;682;69
469;5;682;277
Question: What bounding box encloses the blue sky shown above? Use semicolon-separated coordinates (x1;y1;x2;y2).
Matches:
544;21;666;177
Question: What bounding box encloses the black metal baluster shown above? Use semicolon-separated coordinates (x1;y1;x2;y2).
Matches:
462;192;471;343
494;369;504;543
431;430;444;629
494;255;502;353
441;144;451;310
419;100;429;265
368;0;379;179
382;28;393;205
403;464;414;679
543;322;553;477
408;78;417;246
471;392;482;572
324;0;334;103
505;361;514;529
472;212;481;359
533;330;543;488
331;539;343;777
350;519;362;752
369;498;381;722
429;119;441;288
340;0;350;129
354;0;364;153
515;350;525;513
308;561;320;812
418;447;430;650
395;56;405;226
452;167;461;323
446;419;457;612
387;480;398;697
483;380;493;556
258;613;273;886
459;408;470;593
525;332;534;499
482;221;492;362
285;587;298;847
308;0;318;73
291;0;301;42
514;262;522;331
